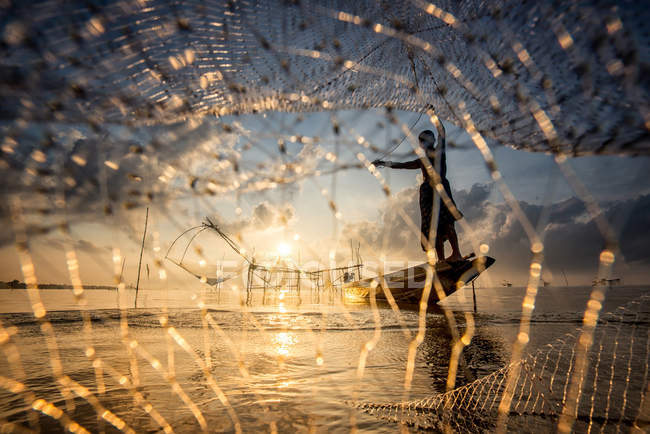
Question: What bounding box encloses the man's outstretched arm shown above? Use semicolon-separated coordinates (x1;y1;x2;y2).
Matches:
372;159;421;169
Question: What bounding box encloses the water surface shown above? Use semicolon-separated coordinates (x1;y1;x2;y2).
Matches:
0;285;647;432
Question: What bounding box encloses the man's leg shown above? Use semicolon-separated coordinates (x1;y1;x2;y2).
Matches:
421;232;429;253
435;234;446;263
446;223;463;262
420;194;432;253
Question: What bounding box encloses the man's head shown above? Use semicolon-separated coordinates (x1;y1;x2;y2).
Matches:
418;130;435;148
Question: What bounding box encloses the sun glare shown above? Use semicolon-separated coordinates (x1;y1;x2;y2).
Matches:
277;242;292;257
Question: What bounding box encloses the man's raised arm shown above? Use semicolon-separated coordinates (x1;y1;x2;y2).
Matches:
433;116;445;151
372;159;421;169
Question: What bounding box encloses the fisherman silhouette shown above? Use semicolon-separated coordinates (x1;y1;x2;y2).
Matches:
373;120;464;264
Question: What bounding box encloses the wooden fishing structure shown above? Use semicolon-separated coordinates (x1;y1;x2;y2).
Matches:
166;218;364;299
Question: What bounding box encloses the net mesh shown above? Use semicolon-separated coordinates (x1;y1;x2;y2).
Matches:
355;296;650;432
0;0;649;433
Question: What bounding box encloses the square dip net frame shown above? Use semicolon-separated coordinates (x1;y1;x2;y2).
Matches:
191;219;364;298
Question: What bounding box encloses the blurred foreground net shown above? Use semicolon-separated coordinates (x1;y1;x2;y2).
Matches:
1;0;649;218
355;296;650;432
0;0;649;433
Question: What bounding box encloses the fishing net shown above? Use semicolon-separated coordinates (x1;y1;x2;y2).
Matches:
355;296;650;432
0;0;649;432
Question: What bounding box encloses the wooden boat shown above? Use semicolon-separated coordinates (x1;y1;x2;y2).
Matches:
343;256;495;305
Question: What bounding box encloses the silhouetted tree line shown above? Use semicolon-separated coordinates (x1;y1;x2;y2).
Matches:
0;280;116;290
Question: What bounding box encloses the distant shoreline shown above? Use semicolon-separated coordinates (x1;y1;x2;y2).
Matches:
0;281;130;290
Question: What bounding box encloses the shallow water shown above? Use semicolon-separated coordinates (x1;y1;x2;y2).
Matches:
0;285;648;432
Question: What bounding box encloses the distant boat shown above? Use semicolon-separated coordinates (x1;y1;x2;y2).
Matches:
561;268;569;286
592;278;622;287
502;280;512;287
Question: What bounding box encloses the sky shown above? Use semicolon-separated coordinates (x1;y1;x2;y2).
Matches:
1;110;649;287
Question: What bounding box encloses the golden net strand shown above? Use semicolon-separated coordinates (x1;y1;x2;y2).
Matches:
615;300;644;428
353;129;439;364
356;274;382;380
395;111;486;393
359;102;487;397
59;376;134;434
451;104;549;431
54;174;107;395
97;359;174;433
8;196;77;413
586;315;609;432
164;325;242;433
133;343;208;431
632;309;650;431
95;135;143;393
0;419;35;434
204;313;278;431
599;302;632;431
319;5;483;102
0;375;89;434
52;171;175;432
0;320;39;430
550;127;617;434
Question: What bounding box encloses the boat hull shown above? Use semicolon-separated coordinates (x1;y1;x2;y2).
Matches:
344;256;495;305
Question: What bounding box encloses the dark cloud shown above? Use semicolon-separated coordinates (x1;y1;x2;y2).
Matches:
75;239;105;253
473;194;650;280
252;202;275;229
547;197;587;224
486;194;650;273
454;183;492;221
342;182;650;284
613;194;650;264
490;196;650;284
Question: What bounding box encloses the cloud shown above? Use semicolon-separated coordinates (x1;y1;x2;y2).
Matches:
218;201;296;235
252;202;275;228
464;193;650;282
340;182;650;284
75;238;105;253
453;183;493;221
341;186;424;260
252;201;295;230
481;194;650;274
612;194;650;264
547;197;588;224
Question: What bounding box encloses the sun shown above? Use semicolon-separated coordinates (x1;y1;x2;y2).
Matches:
276;242;292;257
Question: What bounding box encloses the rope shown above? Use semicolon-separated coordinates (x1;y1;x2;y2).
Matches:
180;227;208;265
374;48;429;161
203;218;251;264
374;48;451;162
374;106;428;161
164;225;204;260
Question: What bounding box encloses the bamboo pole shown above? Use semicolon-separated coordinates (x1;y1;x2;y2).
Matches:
472;280;477;313
134;207;149;308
